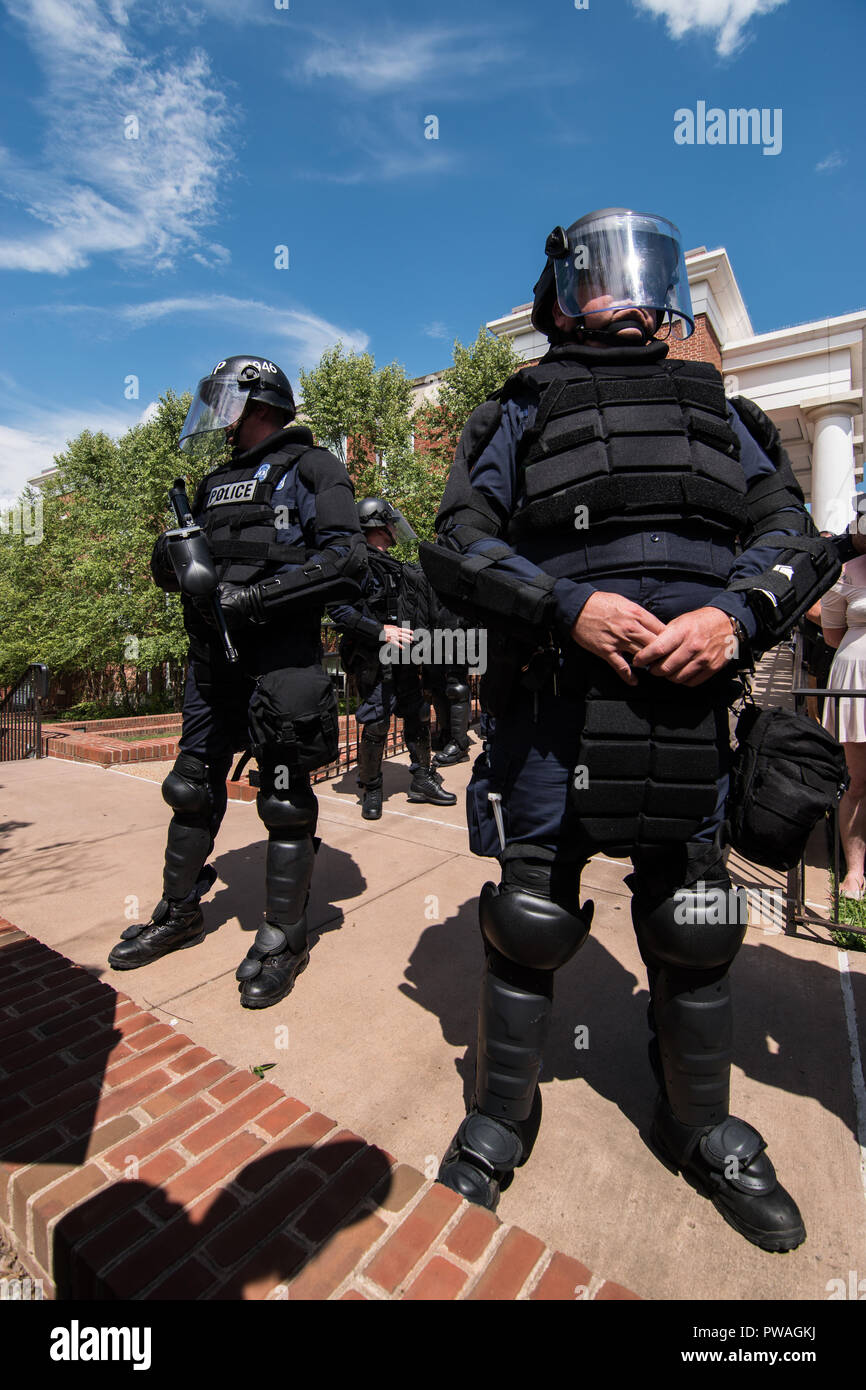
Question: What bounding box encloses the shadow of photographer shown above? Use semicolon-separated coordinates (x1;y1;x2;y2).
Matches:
52;1141;393;1300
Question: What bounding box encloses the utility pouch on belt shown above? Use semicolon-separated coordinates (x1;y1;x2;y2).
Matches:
248;665;339;772
727;700;849;870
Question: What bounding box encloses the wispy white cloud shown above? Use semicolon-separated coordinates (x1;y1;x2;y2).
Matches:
296;107;456;185
632;0;788;58
815;151;846;174
38;293;370;368
144;0;285;29
300;26;510;94
0;1;235;275
423;322;450;341
0;407;139;498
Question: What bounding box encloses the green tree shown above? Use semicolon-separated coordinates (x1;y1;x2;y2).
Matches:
417;325;523;464
298;341;420;552
0;391;214;706
298;342;415;496
411;326;523;539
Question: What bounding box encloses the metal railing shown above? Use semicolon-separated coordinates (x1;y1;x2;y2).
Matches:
0;663;49;762
784;634;866;939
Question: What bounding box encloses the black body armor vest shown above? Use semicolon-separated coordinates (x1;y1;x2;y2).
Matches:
360;551;432;631
191;439;311;585
504;342;746;545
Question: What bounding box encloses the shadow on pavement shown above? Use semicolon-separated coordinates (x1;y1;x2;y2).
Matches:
0;820;32;856
401;898;865;1144
51;1143;393;1299
326;757;449;808
0;974;122;1169
211;840;366;943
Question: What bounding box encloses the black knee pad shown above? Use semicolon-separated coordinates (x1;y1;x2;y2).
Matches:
479;859;593;972
445;676;470;703
162;754;211;817
632;876;748;971
256;785;318;838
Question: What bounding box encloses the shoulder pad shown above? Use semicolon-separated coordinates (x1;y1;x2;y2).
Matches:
729;395;783;463
296;446;353;490
457;399;505;472
498;366;543;402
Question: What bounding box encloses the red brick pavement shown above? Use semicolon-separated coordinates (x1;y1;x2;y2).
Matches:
0;919;638;1301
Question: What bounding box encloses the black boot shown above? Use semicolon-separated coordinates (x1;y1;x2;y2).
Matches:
407;770;457;805
438;1111;525;1210
649;1095;806;1253
236;919;311;1009
433;677;471;767
405;724;456;803
361;781;383;820
109;895;208;970
432;739;470;768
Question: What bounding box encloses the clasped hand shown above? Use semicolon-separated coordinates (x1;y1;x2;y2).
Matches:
570;592;736;687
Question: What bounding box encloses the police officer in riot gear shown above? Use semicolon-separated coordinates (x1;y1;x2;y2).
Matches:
420;209;845;1251
329;498;457;820
108;355;367;1009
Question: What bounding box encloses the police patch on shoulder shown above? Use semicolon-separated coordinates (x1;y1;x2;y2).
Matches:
254;462;271;482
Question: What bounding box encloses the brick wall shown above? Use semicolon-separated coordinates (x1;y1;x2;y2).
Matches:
665;312;723;370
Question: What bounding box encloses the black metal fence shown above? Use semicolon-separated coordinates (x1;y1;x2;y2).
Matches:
0;663;49;762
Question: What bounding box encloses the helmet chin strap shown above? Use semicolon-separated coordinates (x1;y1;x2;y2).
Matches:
575;309;662;346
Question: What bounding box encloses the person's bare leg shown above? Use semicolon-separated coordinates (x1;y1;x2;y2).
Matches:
839;742;866;895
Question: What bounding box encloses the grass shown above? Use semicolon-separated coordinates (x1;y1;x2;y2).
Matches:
828;873;866;951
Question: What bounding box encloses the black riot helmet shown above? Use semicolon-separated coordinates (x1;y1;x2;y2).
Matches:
531;208;694;342
357;497;418;543
179;355;296;454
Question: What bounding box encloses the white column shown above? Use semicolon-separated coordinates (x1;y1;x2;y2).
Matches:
808;404;857;534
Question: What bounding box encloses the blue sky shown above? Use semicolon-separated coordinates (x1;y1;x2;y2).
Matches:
0;0;863;497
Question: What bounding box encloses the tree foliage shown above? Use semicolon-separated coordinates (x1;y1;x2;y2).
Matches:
299;328;523;552
0;392;210;694
298;342;420;553
415;325;524;481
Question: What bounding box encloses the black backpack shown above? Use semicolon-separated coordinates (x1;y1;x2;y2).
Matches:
727;701;849;870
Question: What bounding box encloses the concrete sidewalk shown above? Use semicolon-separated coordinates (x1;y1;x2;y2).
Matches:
2;743;865;1300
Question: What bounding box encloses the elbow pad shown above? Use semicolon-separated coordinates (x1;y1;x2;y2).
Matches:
727;534;841;648
418;540;557;639
256;539;366;615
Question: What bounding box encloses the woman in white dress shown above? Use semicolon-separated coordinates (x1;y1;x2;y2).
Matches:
821;554;866;896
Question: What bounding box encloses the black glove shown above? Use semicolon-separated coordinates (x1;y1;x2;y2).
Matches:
194;581;266;632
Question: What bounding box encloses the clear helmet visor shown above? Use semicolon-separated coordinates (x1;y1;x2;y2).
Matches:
363;501;418;544
179;378;250;454
552;210;694;337
388;507;418;544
